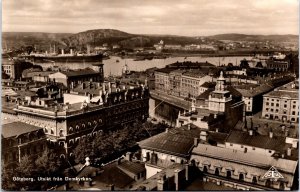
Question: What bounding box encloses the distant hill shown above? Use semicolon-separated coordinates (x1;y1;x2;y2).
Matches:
2;30;298;51
207;33;298;42
2;32;72;50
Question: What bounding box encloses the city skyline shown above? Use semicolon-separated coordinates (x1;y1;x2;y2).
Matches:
2;0;299;36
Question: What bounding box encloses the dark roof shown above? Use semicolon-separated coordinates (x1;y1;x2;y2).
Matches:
167;61;215;69
208;131;228;144
60;69;99;77
197;89;213;100
200;82;216;88
155;68;176;74
138;124;200;157
226;130;289;151
2;122;43;138
94;162;134;189
117;160;145;175
226;86;242;97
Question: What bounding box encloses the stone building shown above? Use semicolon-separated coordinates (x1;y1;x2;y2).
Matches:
11;81;149;160
48;64;104;88
262;80;299;123
2;122;47;166
190;129;298;190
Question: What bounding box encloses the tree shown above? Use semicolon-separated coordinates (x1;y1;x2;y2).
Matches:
35;148;62;176
2;161;17;190
14;155;35;190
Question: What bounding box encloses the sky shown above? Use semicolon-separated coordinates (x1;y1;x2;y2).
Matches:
2;0;299;36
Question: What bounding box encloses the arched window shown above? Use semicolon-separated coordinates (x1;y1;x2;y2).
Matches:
76;125;80;130
60;154;65;160
69;139;74;146
88;122;92;127
59;129;64;137
50;129;54;134
82;123;86;129
69;127;73;133
99;119;102;123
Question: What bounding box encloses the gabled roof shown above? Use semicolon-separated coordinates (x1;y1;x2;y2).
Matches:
138;124;200;158
2;122;43;138
117;160;146;175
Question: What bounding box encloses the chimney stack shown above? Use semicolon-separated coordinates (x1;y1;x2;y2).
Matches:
269;129;273;138
165;128;169;133
287;147;292;156
194;138;198;147
249;129;253;136
185;164;189;181
200;131;208;142
125;152;132;161
187;124;191;130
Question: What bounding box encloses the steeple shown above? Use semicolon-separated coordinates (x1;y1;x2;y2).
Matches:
215;71;226;91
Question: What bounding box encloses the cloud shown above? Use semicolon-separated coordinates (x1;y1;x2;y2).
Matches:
2;0;299;35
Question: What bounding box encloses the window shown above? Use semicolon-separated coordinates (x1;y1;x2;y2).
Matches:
252;176;257;184
276;104;279;107
284;104;287;108
230;143;233;146
239;173;244;181
215;168;220;176
266;102;269;106
241;145;244;148
292;111;296;115
252;147;255;150
269;150;272;153
226;170;232;178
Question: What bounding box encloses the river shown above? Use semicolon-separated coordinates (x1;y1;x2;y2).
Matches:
35;55;251;77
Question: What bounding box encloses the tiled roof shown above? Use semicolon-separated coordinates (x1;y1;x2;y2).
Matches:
197;89;213;99
226;130;289;152
155;68;176;74
60;69;99;77
2;122;43;138
191;144;298;174
138;124;201;158
200;82;216;88
207;132;228;144
264;89;298;99
94;162;134;189
117;160;145;175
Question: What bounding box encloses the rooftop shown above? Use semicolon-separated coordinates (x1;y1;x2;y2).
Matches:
2;121;43;138
226;130;290;152
138;124;201;158
58;68;99;77
117;160;145;175
191;144;298;174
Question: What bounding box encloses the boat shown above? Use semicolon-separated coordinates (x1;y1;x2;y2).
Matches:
20;53;103;63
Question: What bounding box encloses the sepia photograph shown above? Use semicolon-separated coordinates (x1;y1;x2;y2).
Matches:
1;0;299;191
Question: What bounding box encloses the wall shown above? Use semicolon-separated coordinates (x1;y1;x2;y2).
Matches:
64;93;90;104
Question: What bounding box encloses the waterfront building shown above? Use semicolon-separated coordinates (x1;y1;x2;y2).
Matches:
266;58;290;71
2;121;47;166
48;64;104;88
262;80;299;123
190;129;298;190
2;59;33;80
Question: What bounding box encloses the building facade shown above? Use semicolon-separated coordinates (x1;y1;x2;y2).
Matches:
8;81;149;160
262;80;299;123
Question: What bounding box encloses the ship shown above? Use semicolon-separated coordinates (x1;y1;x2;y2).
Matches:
20;53;103;63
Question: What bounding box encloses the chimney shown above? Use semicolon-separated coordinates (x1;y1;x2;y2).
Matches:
185;164;189;181
281;153;285;158
187;124;191;130
108;82;112;93
287;147;292;156
61;49;64;55
215;128;219;133
70;49;73;55
200;131;208;142
109;184;114;191
125;152;132;161
285;130;289;137
174;169;181;191
157;173;167;191
165;128;169;133
85;157;90;166
194;138;198;147
269;129;273;138
249;129;253;136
